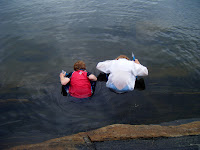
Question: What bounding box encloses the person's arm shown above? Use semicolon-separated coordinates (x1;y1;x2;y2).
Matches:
60;73;70;85
96;60;112;74
132;59;148;76
134;59;140;64
88;74;97;81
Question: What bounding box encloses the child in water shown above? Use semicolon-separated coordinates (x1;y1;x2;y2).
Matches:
96;55;148;93
60;60;97;98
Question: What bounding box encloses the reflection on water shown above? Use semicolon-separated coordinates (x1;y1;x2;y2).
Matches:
0;0;200;149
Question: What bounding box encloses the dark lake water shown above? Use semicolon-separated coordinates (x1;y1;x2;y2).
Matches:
0;0;200;149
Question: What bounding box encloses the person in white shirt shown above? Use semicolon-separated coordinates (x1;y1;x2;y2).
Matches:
96;55;148;93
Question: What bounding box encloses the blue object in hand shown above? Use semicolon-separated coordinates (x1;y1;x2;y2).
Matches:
132;52;135;61
62;70;68;76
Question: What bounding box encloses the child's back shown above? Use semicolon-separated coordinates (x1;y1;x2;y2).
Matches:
69;70;92;98
60;60;97;98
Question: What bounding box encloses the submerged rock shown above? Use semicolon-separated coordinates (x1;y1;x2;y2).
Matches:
8;121;200;150
0;99;30;103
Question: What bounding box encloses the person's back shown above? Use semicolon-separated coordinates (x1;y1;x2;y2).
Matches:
96;55;148;93
60;60;97;98
107;59;135;90
69;70;92;98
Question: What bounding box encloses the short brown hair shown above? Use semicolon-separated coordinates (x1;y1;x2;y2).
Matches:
115;55;130;60
74;60;86;71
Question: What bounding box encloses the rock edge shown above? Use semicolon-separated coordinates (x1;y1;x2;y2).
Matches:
8;121;200;150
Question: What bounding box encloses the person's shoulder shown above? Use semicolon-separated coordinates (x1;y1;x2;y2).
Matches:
100;60;114;63
117;58;130;62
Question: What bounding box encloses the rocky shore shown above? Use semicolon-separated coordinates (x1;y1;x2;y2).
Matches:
8;121;200;150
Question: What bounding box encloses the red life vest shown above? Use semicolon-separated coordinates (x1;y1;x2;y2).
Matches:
69;70;92;98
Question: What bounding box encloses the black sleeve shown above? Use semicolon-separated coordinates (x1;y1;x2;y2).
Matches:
66;72;73;78
87;72;91;77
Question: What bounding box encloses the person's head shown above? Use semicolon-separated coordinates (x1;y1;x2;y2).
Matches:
74;60;86;71
115;55;130;60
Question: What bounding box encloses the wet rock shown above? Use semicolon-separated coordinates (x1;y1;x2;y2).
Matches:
8;134;85;150
87;121;200;141
8;121;200;150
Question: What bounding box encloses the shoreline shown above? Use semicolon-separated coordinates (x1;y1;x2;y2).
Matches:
8;120;200;150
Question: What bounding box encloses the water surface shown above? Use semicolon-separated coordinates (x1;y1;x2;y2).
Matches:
0;0;200;149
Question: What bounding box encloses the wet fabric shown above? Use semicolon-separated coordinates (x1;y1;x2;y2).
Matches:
109;84;129;93
96;58;148;93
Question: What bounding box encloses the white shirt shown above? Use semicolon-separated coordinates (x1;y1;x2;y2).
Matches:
96;58;148;92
